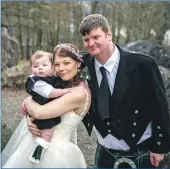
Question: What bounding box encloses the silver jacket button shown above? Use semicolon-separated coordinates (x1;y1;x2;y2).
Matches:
157;142;161;146
134;110;138;114
157;126;161;129
107;122;110;125
159;134;163;137
132;133;136;137
133;122;137;126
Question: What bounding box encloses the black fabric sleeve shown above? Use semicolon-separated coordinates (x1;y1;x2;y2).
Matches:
149;58;170;153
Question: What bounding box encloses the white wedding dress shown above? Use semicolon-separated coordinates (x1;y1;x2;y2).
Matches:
2;89;88;168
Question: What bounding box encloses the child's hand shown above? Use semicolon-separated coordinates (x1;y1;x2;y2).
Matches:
66;88;71;93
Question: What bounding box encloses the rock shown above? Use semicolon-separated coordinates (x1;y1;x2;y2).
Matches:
121;41;170;70
159;153;170;168
159;67;170;168
7;36;20;68
121;40;153;55
2;25;20;71
159;56;170;70
2;64;29;88
159;66;170;111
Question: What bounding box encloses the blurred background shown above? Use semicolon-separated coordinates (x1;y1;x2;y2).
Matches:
1;2;170;167
2;1;170;68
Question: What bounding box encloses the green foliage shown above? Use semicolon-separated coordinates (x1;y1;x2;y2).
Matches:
17;55;28;66
17;60;25;66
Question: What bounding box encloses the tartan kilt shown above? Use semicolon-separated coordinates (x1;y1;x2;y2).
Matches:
94;143;155;168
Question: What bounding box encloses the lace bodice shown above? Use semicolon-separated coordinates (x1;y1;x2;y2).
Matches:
51;88;89;143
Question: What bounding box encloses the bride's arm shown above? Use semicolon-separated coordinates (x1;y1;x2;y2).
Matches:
25;87;86;119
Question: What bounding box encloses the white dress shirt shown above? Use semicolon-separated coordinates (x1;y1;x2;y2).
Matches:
93;45;152;150
29;74;54;98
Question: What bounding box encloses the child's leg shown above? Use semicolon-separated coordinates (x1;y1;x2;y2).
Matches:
30;127;55;164
40;127;55;142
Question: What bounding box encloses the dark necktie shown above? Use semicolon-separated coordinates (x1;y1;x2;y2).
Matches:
98;67;111;119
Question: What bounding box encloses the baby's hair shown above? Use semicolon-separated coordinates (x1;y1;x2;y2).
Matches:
30;50;53;66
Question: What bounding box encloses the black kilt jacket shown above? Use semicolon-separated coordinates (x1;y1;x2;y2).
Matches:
82;45;170;154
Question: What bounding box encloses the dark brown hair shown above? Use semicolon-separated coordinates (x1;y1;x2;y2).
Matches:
79;14;110;36
53;43;83;63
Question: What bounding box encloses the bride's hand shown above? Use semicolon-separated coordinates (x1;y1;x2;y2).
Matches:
23;97;42;136
21;97;32;116
27;116;42;137
21;96;32;113
21;102;27;116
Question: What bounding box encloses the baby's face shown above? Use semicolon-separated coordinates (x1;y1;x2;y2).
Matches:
31;55;53;77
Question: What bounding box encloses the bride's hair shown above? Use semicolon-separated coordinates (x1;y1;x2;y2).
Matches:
53;43;85;88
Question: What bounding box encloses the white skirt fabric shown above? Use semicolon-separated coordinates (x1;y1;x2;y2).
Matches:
3;113;87;168
3;133;86;168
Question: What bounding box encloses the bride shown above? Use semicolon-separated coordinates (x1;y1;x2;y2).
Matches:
2;43;91;168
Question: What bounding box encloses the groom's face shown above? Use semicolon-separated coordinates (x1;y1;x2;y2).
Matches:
82;27;112;57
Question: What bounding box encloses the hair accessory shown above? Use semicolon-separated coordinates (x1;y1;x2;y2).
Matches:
56;44;83;62
68;46;83;59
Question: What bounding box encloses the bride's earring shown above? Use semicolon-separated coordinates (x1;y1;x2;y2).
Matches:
77;67;80;74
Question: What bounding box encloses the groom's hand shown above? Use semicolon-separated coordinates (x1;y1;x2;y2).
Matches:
27;116;42;136
150;152;164;167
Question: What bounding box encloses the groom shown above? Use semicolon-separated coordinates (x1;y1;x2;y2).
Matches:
80;14;170;168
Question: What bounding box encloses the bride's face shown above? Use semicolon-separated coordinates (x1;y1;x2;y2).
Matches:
54;54;81;81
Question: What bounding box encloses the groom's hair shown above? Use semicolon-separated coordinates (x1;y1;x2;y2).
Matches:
79;14;110;36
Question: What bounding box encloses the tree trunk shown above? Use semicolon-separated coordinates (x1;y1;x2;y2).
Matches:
91;1;98;14
16;2;24;60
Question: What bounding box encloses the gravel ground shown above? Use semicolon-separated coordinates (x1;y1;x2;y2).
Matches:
1;88;96;167
2;88;170;168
